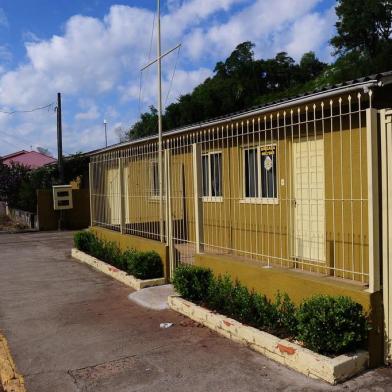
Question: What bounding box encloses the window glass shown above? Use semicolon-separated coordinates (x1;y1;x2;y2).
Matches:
202;155;210;197
261;145;277;198
151;161;159;196
210;153;222;197
244;148;258;197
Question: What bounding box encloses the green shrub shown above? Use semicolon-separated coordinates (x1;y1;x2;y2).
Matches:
126;250;163;279
74;231;96;252
296;295;368;355
206;275;279;330
207;274;235;314
73;231;163;279
173;264;213;303
274;292;297;336
247;291;278;330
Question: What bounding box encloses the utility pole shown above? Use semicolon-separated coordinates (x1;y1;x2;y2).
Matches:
140;1;181;243
56;92;64;183
104;119;108;147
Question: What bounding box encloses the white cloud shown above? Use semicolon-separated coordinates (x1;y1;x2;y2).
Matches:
0;1;336;155
75;105;100;121
0;45;12;63
0;8;8;28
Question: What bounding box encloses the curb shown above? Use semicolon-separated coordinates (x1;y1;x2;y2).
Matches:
71;248;166;290
0;332;26;392
168;295;369;385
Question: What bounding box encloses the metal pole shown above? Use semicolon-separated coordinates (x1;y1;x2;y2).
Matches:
157;0;164;242
57;92;64;183
104;119;108;148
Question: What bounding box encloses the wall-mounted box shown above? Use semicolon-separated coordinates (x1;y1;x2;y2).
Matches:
53;185;73;210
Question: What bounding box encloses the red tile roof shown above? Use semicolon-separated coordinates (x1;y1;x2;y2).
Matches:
1;150;57;169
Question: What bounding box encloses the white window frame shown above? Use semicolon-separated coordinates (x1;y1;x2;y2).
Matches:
241;143;278;204
149;160;165;201
202;151;223;203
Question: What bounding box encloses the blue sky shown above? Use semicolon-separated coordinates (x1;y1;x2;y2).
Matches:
0;0;336;157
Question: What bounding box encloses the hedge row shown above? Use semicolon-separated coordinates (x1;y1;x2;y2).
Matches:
74;231;163;280
172;264;368;355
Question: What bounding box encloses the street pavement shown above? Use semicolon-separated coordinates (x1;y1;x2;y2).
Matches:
0;231;391;392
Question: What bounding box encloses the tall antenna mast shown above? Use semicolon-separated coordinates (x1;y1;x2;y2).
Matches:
140;1;181;243
157;0;164;243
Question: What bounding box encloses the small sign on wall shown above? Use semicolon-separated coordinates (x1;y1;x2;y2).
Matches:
53;185;73;210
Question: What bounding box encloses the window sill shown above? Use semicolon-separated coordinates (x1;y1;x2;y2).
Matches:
202;196;223;203
149;196;166;202
240;198;279;205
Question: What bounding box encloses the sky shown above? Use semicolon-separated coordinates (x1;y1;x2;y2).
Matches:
0;0;336;157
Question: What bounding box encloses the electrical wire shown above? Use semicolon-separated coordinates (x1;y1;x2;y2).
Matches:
0;102;54;115
165;44;181;107
138;11;157;117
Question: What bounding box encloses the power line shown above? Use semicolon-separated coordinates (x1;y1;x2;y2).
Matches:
138;11;157;117
165;44;181;106
0;103;54;115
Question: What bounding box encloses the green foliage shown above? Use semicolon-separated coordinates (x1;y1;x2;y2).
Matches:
274;292;297;336
125;250;163;279
172;265;368;354
73;231;96;253
331;0;392;56
172;264;213;302
126;43;327;139
296;295;368;355
73;231;163;279
0;162;30;208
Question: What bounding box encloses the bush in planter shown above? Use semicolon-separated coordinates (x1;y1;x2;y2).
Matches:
274;292;297;336
173;264;213;302
126;250;163;280
296;295;368;355
207;275;278;330
74;231;96;253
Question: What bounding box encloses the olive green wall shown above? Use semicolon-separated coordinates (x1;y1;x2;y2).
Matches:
90;226;170;280
37;189;90;231
195;252;383;367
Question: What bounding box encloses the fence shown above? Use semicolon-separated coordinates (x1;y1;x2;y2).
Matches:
90;91;379;287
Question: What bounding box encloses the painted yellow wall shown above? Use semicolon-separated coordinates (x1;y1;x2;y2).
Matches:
114;114;369;282
90;226;170;280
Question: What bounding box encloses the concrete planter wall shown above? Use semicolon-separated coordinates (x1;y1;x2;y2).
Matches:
71;248;166;290
168;295;369;385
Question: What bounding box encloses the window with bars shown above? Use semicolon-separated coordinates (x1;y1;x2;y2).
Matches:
243;144;277;201
202;152;222;201
150;161;163;198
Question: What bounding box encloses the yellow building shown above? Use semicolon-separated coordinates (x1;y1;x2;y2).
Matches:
89;72;392;366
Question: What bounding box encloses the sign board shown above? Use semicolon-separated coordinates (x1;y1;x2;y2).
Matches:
53;185;73;210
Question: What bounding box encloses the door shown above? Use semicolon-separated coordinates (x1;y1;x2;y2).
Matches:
293;138;326;262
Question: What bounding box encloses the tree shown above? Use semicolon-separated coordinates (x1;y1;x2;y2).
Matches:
331;0;392;56
128;106;158;140
328;0;392;80
0;162;30;208
125;42;328;139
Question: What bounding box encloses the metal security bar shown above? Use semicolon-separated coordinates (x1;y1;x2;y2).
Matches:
90;90;377;285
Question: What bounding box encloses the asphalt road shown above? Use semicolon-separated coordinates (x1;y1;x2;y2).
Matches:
0;231;391;392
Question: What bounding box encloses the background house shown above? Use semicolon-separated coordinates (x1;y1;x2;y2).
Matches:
1;149;57;169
